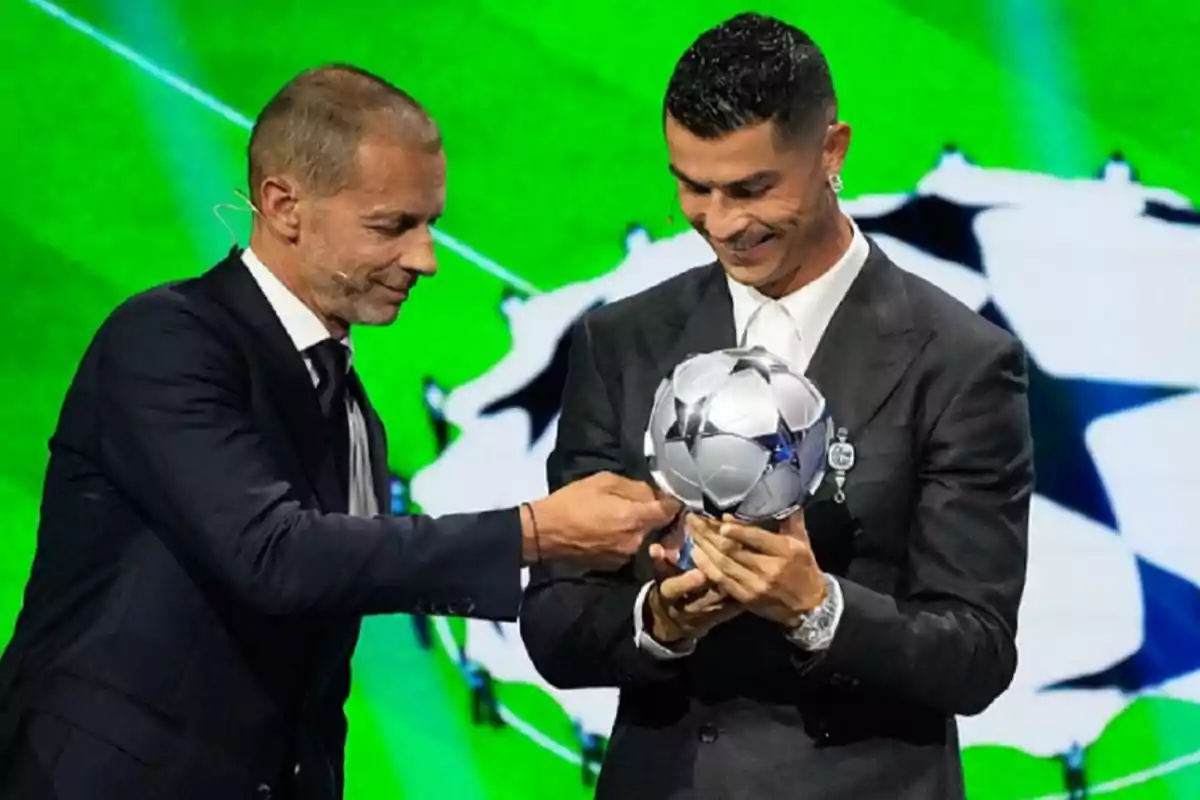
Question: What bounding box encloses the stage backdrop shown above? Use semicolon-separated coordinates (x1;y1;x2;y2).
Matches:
2;1;1198;797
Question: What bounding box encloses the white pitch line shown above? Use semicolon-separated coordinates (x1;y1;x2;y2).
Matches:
26;0;543;297
431;616;596;770
1022;744;1200;800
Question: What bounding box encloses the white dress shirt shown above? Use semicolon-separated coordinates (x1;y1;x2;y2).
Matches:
633;216;869;659
242;248;378;518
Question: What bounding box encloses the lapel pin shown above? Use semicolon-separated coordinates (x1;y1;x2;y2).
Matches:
827;426;855;504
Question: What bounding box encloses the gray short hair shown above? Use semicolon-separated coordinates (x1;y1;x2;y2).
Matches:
247;64;440;205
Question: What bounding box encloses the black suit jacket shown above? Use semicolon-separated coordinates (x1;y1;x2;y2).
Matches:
0;250;523;800
519;243;1033;800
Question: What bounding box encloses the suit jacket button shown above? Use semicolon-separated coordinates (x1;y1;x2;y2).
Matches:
698;723;719;744
830;673;854;688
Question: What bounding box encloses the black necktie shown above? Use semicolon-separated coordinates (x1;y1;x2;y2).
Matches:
305;339;351;494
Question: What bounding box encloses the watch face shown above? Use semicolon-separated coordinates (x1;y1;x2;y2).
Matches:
787;576;839;650
795;629;825;650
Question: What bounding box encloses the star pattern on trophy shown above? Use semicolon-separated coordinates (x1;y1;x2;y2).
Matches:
729;354;776;380
751;418;801;467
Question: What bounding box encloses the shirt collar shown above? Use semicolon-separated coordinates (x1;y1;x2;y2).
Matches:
726;214;869;347
240;247;353;361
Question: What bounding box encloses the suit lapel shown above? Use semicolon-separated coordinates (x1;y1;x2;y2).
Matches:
198;249;346;512
805;242;930;438
655;252;927;441
628;265;736;470
654;264;738;382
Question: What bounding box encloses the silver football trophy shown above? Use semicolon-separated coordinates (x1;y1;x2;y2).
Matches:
643;346;838;570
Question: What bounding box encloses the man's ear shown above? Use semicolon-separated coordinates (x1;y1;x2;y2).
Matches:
256;175;304;241
822;122;852;184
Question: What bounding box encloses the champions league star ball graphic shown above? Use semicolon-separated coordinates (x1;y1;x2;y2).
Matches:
644;346;833;568
644;346;831;532
410;151;1200;790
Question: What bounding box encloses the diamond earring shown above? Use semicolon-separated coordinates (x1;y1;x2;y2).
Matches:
828;173;844;194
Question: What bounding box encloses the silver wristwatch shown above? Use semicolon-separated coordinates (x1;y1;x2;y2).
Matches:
783;573;843;652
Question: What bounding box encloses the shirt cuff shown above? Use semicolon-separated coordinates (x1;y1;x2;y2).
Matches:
633;581;697;660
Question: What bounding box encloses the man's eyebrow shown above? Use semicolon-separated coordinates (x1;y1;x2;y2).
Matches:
669;163;702;186
668;164;778;190
361;210;439;224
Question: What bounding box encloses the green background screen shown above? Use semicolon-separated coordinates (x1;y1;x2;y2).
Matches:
3;1;1199;798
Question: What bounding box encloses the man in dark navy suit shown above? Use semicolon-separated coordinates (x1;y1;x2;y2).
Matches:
0;64;677;800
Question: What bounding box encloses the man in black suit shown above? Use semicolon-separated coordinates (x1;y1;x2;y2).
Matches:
0;65;677;800
520;13;1033;800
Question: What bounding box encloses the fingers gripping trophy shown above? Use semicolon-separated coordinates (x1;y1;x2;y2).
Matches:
643;346;850;568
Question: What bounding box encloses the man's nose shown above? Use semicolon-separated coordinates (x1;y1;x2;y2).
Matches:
403;228;438;276
702;196;750;243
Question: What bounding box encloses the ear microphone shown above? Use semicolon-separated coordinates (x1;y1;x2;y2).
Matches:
330;269;374;296
233;188;264;217
211;189;267;248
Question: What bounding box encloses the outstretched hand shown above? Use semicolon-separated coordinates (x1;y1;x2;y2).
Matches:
527;472;682;569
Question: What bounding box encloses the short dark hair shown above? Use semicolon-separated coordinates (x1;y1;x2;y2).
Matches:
664;13;837;142
247;64;440;205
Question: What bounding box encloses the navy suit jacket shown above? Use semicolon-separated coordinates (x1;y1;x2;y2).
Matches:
0;250;523;799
